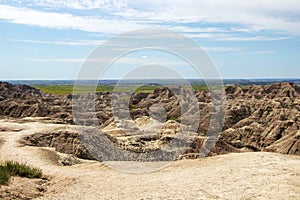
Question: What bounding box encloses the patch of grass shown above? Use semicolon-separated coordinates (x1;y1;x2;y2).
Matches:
240;85;251;90
167;115;181;121
34;85;115;95
135;85;163;93
33;84;165;95
33;84;211;96
0;161;42;185
191;85;209;91
129;104;138;110
0;166;10;185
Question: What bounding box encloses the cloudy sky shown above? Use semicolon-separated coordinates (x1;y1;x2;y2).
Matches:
0;0;300;79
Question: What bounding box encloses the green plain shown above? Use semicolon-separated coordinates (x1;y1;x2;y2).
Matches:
33;84;209;96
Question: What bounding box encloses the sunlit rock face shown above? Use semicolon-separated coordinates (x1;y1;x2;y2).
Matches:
1;81;300;159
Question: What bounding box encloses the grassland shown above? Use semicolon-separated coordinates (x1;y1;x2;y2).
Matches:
33;84;209;95
0;161;42;185
34;85;115;95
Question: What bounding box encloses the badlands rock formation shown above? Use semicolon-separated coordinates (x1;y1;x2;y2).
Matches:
0;81;299;160
0;118;299;200
0;81;73;123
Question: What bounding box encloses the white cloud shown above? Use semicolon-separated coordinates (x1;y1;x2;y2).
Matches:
0;4;144;34
28;56;191;66
115;0;300;35
29;58;84;62
171;26;230;34
9;39;104;46
31;0;127;10
236;50;276;55
29;57;118;63
216;36;292;42
1;0;300;39
203;47;241;53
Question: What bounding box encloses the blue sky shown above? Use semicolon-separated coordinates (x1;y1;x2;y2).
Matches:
0;0;300;80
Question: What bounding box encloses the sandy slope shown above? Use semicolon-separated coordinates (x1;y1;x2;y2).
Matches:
0;118;300;200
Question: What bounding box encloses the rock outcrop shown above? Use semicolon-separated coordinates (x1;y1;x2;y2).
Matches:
1;81;300;159
23;130;94;160
0;81;73;122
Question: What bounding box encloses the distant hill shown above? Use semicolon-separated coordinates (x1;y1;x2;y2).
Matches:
4;78;300;87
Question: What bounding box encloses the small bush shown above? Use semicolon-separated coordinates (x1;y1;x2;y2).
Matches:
0;161;42;185
0;166;10;185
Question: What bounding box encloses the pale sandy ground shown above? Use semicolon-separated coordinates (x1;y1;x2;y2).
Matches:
0;118;300;200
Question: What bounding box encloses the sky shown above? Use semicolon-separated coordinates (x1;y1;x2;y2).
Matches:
0;0;300;80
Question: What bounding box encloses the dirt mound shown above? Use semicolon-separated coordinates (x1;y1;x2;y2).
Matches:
0;176;48;200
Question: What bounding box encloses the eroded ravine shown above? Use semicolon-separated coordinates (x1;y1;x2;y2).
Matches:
1;118;300;200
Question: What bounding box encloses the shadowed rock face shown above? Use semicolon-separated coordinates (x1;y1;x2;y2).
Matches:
1;81;300;159
23;130;94;160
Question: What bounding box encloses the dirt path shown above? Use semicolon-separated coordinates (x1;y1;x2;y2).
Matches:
0;118;300;200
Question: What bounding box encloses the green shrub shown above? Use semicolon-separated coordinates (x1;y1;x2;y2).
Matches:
0;166;10;185
0;161;42;185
